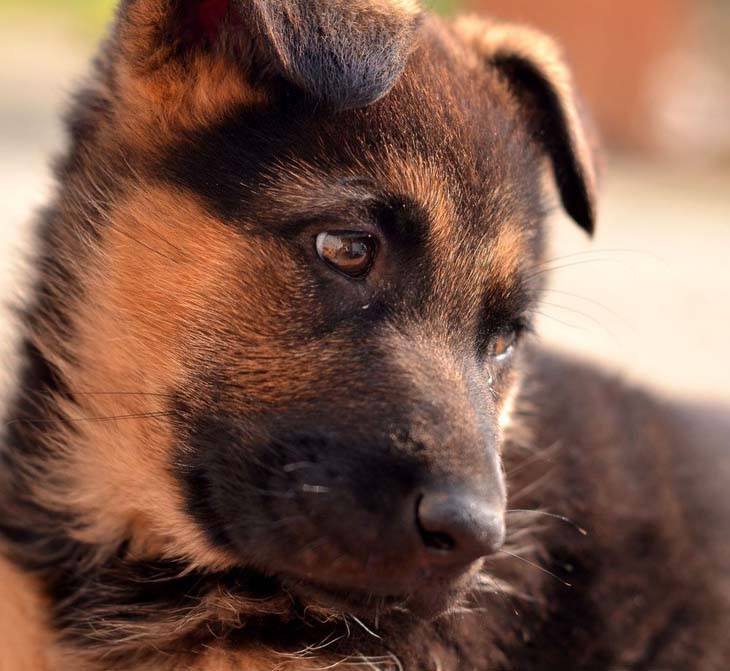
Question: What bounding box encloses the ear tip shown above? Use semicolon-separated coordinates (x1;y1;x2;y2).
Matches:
256;1;423;111
581;215;596;237
568;198;596;236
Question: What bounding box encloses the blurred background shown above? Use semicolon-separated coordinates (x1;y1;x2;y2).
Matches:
1;0;729;402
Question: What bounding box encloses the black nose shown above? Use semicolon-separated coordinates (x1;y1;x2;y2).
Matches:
416;491;505;566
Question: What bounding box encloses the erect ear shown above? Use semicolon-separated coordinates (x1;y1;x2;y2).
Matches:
110;0;422;139
454;18;598;234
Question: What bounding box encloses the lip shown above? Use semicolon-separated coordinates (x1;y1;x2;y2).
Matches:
278;561;481;619
283;575;411;615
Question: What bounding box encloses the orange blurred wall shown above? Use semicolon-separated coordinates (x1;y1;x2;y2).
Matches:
464;0;691;151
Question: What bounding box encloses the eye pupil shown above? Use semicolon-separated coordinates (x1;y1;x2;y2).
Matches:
316;231;377;278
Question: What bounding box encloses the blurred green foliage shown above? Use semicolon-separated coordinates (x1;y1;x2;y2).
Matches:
0;0;117;35
0;0;461;37
425;0;461;14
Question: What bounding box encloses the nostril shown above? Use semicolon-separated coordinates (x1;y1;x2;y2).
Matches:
416;498;456;552
415;490;505;565
421;530;456;552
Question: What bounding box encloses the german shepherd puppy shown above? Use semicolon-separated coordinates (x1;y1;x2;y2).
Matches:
1;1;728;670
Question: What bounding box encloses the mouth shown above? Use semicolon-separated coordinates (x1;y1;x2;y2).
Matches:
282;576;410;615
275;561;483;620
179;562;479;658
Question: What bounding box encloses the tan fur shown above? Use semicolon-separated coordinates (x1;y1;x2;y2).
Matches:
0;556;51;671
52;593;304;671
112;1;267;147
114;55;268;149
371;0;421;15
498;374;520;433
28;187;247;570
487;223;529;286
165;650;342;671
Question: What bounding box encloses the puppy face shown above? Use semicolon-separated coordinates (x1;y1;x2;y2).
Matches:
34;0;596;620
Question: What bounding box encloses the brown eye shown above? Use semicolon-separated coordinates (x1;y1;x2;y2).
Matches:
315;231;378;279
489;329;517;361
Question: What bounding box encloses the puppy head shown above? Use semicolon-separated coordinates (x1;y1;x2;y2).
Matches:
38;1;596;620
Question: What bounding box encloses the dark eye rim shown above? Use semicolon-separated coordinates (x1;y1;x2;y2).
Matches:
485;319;531;361
490;331;517;361
314;230;380;280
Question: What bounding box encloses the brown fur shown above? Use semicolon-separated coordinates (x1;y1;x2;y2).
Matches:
0;557;52;671
1;1;728;670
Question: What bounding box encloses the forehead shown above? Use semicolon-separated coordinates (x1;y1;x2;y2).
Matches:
159;18;546;237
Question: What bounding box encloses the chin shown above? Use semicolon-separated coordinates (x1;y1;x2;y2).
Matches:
275;561;484;621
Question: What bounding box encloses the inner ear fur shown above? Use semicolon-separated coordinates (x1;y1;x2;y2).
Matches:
110;0;422;140
454;17;598;234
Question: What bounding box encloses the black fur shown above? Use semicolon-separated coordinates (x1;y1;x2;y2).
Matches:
1;3;728;670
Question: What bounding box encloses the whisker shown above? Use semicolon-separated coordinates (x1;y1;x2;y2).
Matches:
347;615;382;640
119;157;187;257
265;514;308;530
527;257;625;281
115;228;179;264
373;598;385;630
539;301;618;341
527;248;662;275
531;310;586;331
6;411;173;427
498;550;572;588
473;574;521;616
283;461;317;473
506;509;588;536
543;288;630;325
247;487;295;500
509;468;555;503
505;448;556;477
73;391;174;399
301;484;331;495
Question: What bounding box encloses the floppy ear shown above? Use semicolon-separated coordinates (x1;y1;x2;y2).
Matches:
249;0;422;110
454;18;598;234
110;0;422;138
